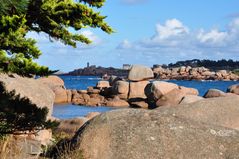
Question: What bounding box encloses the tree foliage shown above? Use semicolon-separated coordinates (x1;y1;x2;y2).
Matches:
168;59;239;71
0;83;59;134
0;0;113;76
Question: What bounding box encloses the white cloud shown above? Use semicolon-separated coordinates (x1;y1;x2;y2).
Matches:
117;39;132;49
152;19;189;40
116;18;239;65
80;30;101;45
197;29;228;46
27;30;102;51
78;30;102;49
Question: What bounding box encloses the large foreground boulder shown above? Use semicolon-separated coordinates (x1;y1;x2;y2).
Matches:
179;95;204;104
37;75;65;89
65;107;239;159
0;74;56;157
158;96;239;130
128;65;154;81
0;74;55;117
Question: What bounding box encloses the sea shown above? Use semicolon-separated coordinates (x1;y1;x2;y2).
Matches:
53;76;238;119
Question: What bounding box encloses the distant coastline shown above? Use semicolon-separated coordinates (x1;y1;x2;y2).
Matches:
62;65;129;77
60;59;239;81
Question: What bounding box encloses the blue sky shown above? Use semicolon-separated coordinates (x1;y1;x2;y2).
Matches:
28;0;239;72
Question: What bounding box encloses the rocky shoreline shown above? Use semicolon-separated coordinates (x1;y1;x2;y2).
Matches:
46;65;239;109
64;65;239;81
1;67;239;158
153;66;239;81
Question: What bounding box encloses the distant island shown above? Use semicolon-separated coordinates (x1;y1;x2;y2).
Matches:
65;65;129;77
63;59;239;77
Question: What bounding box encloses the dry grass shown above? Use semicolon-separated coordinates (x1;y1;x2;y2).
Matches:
49;141;84;159
0;135;28;159
0;129;84;159
41;130;84;159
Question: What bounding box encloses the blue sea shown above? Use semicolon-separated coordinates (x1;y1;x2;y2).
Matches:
53;76;238;119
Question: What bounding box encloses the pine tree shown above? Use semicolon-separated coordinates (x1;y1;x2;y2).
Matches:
0;0;113;76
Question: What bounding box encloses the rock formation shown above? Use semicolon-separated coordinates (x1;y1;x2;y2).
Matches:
227;84;239;95
38;75;68;104
0;74;56;157
153;66;239;80
0;73;55;117
56;96;239;159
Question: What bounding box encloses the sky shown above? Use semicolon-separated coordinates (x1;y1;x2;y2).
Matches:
28;0;239;72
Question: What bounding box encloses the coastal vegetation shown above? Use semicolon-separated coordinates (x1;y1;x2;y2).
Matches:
0;0;113;76
1;1;239;159
168;59;239;71
0;0;112;158
233;69;239;75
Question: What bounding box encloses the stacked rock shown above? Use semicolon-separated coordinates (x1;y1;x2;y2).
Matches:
153;66;239;80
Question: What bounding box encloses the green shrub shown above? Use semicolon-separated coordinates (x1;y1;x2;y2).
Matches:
0;83;59;135
232;69;239;76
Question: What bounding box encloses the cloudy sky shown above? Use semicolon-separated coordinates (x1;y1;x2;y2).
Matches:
29;0;239;72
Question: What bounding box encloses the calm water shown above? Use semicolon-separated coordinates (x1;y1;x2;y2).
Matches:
59;75;238;96
53;104;115;119
53;76;238;119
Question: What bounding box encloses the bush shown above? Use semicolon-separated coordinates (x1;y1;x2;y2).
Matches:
0;83;58;135
232;69;239;76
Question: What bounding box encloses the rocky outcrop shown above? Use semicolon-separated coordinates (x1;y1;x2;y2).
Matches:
106;96;130;107
156;88;185;107
53;87;68;103
143;81;200;107
147;81;178;100
60;65;239;108
159;96;239;130
128;81;149;99
112;81;129;99
0;73;55;117
128;65;154;81
38;75;69;104
109;75;122;86
85;112;101;120
71;89;106;106
96;81;110;89
66;89;72;103
37;75;65;89
227;84;239;95
129;100;148;109
153;66;239;80
178;86;199;95
70;78;201;108
0;74;56;157
61;97;239;159
203;89;227;98
179;95;204;104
